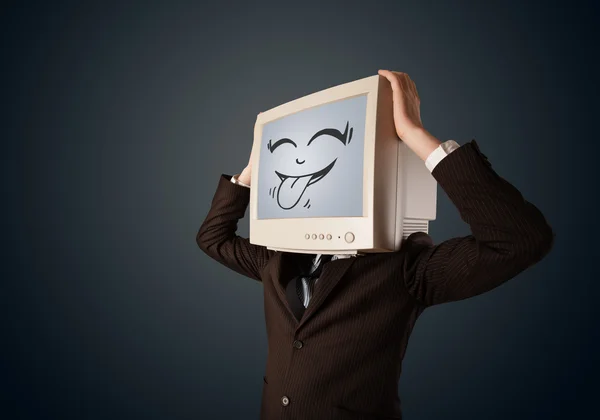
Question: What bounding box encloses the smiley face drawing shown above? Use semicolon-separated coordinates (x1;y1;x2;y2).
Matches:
267;121;353;210
257;94;367;220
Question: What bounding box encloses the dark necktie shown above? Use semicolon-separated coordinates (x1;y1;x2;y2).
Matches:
296;254;333;308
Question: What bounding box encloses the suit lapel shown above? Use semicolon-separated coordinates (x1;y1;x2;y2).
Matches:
273;252;312;323
273;253;356;327
298;256;356;328
284;272;305;321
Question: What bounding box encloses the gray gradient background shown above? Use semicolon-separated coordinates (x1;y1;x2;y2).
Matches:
1;1;597;419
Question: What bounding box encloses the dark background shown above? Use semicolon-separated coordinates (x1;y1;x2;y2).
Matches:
2;0;597;419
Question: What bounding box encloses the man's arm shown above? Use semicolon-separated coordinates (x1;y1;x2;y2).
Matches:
196;121;276;281
402;137;554;306
376;69;554;306
196;173;276;282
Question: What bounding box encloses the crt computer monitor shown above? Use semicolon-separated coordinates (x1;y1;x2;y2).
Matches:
249;74;437;255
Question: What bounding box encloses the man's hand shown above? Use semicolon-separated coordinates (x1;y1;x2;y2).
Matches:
377;70;423;139
378;69;441;161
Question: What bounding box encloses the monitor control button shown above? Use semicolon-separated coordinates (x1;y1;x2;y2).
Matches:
312;234;317;240
319;234;324;240
344;232;355;243
326;234;332;240
305;234;310;239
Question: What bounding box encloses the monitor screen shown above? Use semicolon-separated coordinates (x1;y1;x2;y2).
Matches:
257;94;368;220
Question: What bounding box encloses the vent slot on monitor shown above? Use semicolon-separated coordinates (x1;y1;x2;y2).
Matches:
402;218;429;238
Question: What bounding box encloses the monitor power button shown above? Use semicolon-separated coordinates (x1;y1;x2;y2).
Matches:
344;232;355;243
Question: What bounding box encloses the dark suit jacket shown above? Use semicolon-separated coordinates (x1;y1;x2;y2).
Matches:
196;140;554;420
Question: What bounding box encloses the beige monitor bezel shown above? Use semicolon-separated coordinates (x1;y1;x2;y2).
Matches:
249;75;384;254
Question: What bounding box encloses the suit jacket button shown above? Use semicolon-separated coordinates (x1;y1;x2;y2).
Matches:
293;340;303;349
281;396;290;406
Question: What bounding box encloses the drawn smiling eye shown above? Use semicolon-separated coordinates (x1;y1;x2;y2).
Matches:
306;121;353;146
267;121;353;154
267;138;296;153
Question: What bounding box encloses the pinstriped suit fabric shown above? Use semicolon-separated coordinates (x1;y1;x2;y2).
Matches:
197;140;554;420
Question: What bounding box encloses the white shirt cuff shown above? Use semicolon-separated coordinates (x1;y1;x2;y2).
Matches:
230;174;250;188
425;140;461;172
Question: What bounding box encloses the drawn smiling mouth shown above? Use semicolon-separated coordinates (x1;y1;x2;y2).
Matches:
274;159;337;210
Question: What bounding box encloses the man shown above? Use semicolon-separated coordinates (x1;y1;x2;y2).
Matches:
196;70;554;419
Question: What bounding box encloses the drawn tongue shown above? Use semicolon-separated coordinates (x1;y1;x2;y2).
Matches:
278;175;312;209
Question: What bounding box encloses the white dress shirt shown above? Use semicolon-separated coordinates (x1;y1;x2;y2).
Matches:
229;140;461;306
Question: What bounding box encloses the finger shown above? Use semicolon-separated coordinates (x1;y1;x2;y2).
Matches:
379;69;402;93
382;71;409;109
404;74;418;97
391;71;407;87
378;69;392;84
396;72;419;101
378;70;396;86
378;69;391;78
407;77;420;101
391;71;411;96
